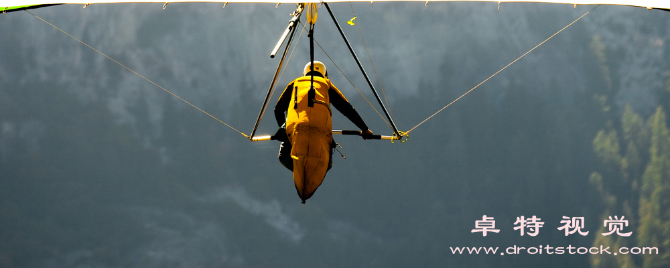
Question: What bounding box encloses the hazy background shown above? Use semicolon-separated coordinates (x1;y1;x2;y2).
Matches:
1;3;669;267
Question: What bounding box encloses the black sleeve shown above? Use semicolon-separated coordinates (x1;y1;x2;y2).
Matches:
329;87;369;131
274;82;294;127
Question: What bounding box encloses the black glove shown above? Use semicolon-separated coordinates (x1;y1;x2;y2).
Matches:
361;129;374;140
273;128;289;143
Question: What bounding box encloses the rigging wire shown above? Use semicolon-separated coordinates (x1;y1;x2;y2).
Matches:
26;4;598;142
404;5;599;135
298;21;392;129
250;16;306;138
324;2;401;137
349;3;393;118
274;21;306;97
25;9;249;138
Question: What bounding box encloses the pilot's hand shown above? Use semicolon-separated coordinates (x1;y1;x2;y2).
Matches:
273;127;289;142
362;129;374;140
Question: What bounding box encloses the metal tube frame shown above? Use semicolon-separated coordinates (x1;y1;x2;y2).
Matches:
271;4;304;58
251;129;396;142
323;3;402;138
250;3;404;142
249;4;304;140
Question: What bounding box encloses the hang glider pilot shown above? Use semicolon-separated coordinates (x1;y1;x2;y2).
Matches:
274;61;373;203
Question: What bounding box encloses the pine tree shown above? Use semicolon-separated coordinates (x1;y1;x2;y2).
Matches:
591;106;670;268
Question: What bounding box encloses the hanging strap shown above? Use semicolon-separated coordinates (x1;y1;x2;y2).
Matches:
306;3;318;25
308;25;316;107
307;3;317;108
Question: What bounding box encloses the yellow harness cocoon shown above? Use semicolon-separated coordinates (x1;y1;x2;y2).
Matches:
286;75;346;202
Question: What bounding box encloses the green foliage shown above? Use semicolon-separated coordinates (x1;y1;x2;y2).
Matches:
590;35;612;91
588;31;670;268
622;106;649;150
591;106;670;268
590;229;619;268
593;129;622;171
637;108;670;268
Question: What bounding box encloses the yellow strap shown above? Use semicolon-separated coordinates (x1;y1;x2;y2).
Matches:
306;3;318;25
347;16;357;26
